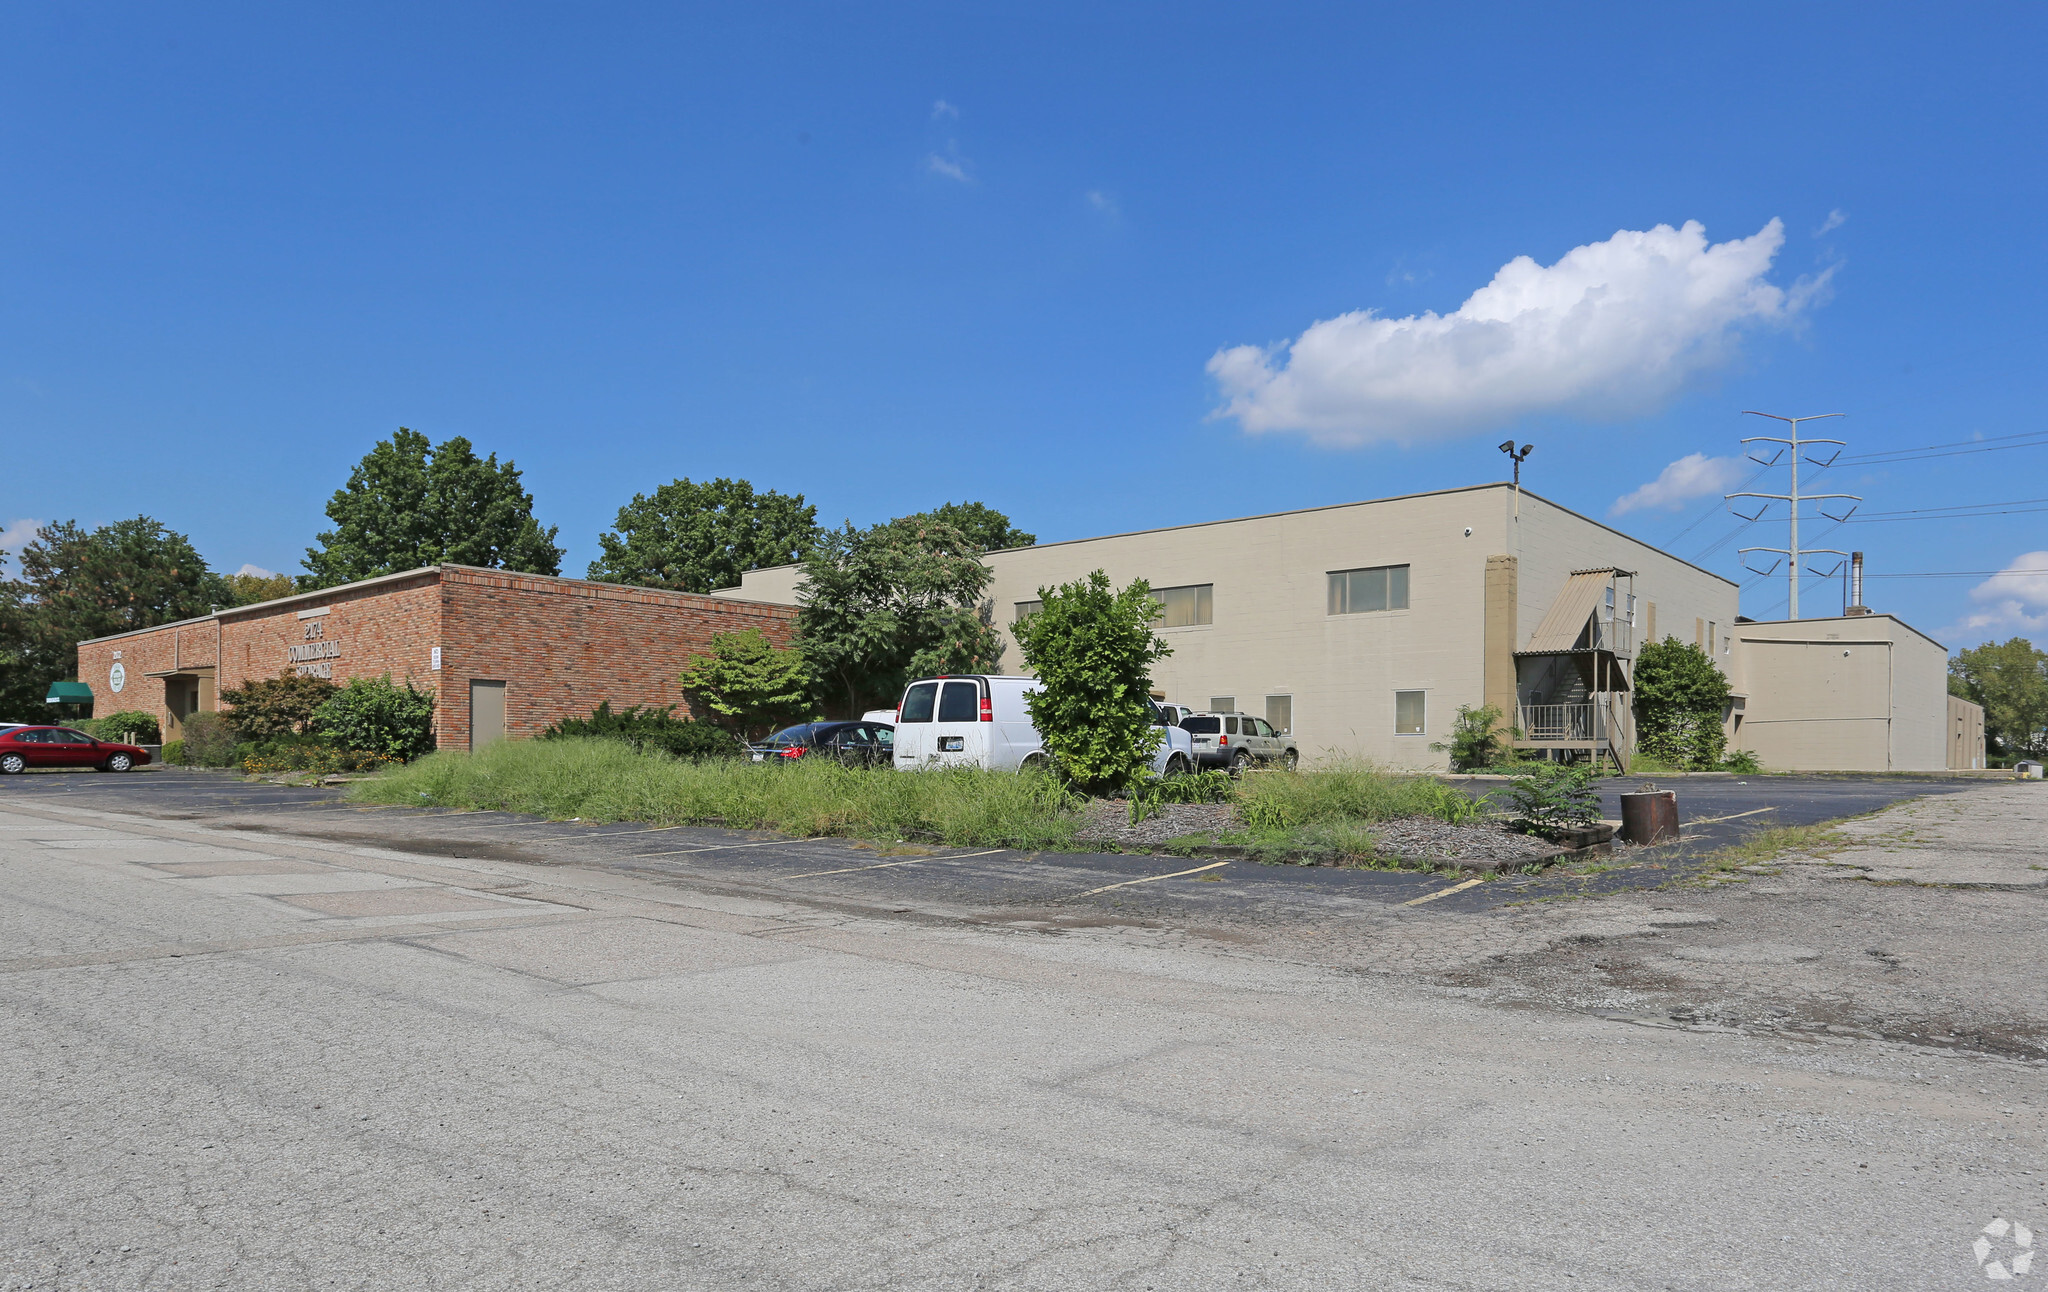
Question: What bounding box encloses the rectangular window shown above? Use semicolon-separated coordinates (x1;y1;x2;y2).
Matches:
1014;600;1042;623
1394;690;1426;736
1151;584;1213;627
1209;696;1235;713
1265;695;1292;735
899;681;937;723
1328;564;1410;615
1708;621;1717;654
936;680;981;723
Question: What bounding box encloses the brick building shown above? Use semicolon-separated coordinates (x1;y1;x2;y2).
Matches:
73;565;796;749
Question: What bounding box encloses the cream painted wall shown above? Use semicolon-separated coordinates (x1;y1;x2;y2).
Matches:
1730;615;1953;771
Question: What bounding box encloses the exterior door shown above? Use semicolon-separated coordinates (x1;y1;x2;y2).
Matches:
470;680;507;750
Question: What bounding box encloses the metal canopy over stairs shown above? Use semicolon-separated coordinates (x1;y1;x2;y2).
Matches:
1514;568;1636;772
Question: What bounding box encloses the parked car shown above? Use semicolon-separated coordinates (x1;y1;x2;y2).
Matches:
0;725;153;774
1180;711;1298;773
747;720;894;767
1154;702;1196;727
889;675;1194;776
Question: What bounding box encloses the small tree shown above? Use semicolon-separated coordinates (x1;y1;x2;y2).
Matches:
1013;570;1172;795
220;670;341;743
679;629;812;740
315;674;437;758
1634;637;1730;769
1431;703;1515;772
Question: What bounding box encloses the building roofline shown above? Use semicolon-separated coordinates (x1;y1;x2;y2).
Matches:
1735;612;1950;653
727;481;1737;590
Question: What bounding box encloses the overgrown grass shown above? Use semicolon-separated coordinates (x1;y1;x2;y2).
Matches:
352;737;1090;850
351;741;1493;859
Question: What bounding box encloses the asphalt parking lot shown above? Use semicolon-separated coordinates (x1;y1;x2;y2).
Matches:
0;765;1986;920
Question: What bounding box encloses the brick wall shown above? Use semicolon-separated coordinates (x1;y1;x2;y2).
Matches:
75;566;797;751
438;567;796;748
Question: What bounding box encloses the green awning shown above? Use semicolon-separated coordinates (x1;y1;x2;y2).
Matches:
45;681;94;705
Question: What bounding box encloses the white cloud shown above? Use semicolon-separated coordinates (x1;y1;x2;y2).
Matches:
926;153;969;182
1610;453;1749;516
1815;208;1848;236
1086;190;1118;217
931;99;959;120
235;563;282;579
1948;551;2048;638
1207;219;1829;447
0;518;40;576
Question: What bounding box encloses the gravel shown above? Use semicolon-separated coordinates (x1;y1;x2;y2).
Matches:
1074;800;1237;849
1074;800;1564;869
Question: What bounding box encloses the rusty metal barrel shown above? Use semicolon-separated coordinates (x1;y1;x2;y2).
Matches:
1618;788;1679;845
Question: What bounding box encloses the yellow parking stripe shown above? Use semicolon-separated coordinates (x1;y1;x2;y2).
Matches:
1400;877;1485;907
785;849;1005;879
1067;861;1227;899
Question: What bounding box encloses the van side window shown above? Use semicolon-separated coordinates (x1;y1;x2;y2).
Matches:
900;683;938;723
937;681;980;723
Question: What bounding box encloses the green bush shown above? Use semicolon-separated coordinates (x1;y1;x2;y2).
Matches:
542;702;744;760
243;744;401;776
1500;762;1600;831
83;710;162;744
1635;637;1730;770
1430;703;1514;772
314;674;436;759
179;712;240;767
161;739;185;765
220;670;340;742
1721;749;1763;774
678;629;810;740
1013;570;1171;795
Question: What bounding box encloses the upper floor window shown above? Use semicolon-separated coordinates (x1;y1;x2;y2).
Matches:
1151;584;1213;627
1328;564;1410;615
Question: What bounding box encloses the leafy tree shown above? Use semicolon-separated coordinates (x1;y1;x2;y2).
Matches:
225;570;298;605
315;674;438;758
303;429;562;587
588;477;818;594
1013;570;1172;794
795;515;1003;716
0;518;232;723
1951;638;2048;760
679;629;812;739
220;670;340;743
1431;703;1518;772
1633;636;1730;769
905;501;1034;553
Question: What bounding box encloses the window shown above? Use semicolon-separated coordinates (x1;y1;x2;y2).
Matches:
1394;690;1426;735
1209;696;1235;712
1265;695;1292;735
1708;621;1717;654
1328;565;1410;615
1223;716;1240;735
1252;718;1276;737
1183;716;1221;734
1151;584;1213;627
937;680;981;722
899;682;937;723
1014;600;1042;623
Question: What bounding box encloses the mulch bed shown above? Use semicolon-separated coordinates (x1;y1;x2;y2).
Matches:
1076;800;1564;869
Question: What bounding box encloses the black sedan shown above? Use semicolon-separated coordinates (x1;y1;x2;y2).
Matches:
748;721;895;768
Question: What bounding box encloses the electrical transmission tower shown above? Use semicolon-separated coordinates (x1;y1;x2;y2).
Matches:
1723;411;1863;620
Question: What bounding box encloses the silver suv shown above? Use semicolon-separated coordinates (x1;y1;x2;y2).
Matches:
1181;711;1298;773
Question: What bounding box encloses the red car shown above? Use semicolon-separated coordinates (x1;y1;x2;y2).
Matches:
0;725;153;774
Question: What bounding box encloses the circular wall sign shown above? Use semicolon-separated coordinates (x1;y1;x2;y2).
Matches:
109;662;126;693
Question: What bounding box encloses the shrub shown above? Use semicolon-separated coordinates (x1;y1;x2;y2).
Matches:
161;739;185;765
220;670;339;743
1013;570;1171;795
1721;748;1763;774
243;745;402;777
82;710;162;744
1429;703;1514;772
1634;637;1730;770
1125;768;1232;824
1500;762;1600;831
315;674;436;759
178;712;241;767
1231;759;1485;830
542;701;744;760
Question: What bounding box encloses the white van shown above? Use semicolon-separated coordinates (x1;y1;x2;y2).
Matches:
890;675;1193;776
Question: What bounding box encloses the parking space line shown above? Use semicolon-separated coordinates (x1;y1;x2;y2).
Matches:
783;848;1006;879
627;836;842;858
1684;807;1776;826
1065;861;1227;899
1400;877;1485;907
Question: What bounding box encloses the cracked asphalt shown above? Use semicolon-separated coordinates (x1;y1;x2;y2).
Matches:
2;769;2043;1289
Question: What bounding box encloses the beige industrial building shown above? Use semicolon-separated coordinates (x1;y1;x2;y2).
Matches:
722;481;1986;773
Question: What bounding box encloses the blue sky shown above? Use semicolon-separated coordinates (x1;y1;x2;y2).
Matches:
4;3;2045;645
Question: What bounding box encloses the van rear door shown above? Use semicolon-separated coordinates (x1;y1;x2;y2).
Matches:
893;680;938;766
926;678;987;768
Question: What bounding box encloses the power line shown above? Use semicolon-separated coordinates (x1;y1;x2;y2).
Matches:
1864;567;2048;579
1841;432;2048;466
1847;506;2048;524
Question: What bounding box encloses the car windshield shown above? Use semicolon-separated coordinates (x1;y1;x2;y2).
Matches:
1182;716;1221;734
765;725;813;745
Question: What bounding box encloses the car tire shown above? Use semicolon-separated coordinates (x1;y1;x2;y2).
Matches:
1229;750;1253;777
1163;753;1191;778
0;753;25;775
104;752;135;772
1282;749;1298;772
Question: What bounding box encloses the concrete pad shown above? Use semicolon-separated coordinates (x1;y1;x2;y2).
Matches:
167;872;427;896
274;888;521;918
1823;783;2048;889
418;916;809;985
149;859;332;877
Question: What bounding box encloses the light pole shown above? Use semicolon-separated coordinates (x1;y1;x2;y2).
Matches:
1723;411;1861;620
1499;440;1534;519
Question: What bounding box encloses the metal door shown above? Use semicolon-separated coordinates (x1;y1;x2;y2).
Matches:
470;680;507;750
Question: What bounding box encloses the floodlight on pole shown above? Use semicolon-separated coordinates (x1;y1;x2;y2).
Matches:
1723;411;1861;620
1500;441;1534;519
